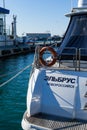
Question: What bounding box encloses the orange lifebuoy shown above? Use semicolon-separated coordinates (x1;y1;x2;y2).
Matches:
39;46;57;67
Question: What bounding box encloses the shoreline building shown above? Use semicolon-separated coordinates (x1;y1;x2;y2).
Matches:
26;33;51;40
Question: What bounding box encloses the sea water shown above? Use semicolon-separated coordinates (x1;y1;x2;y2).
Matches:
0;53;34;130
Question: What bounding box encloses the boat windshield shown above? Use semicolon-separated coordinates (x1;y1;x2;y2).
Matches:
59;14;87;55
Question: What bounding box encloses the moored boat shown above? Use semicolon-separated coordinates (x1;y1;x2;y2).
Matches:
21;0;87;129
0;6;31;58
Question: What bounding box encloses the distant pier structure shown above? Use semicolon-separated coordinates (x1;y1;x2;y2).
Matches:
26;33;51;40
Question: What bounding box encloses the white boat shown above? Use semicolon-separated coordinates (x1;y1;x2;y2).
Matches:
0;7;31;57
21;0;87;129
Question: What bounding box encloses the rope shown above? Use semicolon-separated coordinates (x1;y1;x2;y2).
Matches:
0;69;22;78
0;64;32;88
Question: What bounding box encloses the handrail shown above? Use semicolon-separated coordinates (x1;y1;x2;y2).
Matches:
79;48;87;71
34;46;87;71
57;47;78;71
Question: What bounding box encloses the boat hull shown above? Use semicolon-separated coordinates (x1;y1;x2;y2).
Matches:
27;68;87;119
22;67;87;129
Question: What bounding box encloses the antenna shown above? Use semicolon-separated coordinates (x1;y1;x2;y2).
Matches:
71;0;73;10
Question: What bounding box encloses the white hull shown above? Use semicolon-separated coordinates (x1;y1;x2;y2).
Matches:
21;66;87;130
27;68;87;120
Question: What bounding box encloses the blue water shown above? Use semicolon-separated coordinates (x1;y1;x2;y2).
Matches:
0;53;34;130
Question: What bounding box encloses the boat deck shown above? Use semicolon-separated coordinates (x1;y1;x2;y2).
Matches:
24;112;87;130
34;46;87;72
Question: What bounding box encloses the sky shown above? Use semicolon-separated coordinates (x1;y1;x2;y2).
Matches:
0;0;77;36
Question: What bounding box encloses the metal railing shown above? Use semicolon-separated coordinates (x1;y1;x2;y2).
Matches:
34;46;87;71
58;47;78;71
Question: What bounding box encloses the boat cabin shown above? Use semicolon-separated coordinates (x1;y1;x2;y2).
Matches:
0;7;9;35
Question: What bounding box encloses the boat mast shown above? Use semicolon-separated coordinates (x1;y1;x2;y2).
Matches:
71;0;73;10
3;0;6;46
3;0;5;8
13;15;17;45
